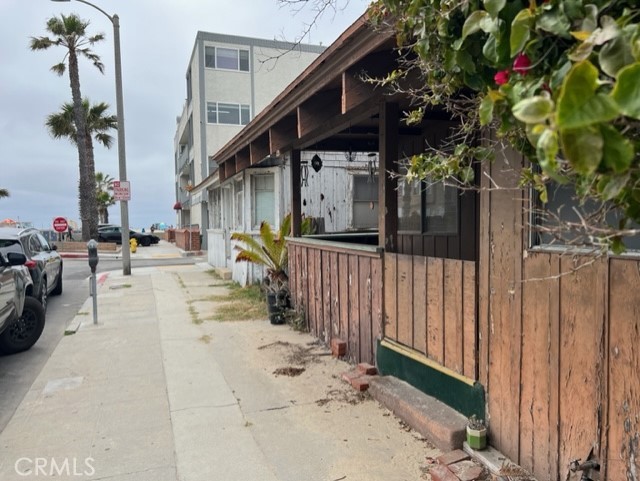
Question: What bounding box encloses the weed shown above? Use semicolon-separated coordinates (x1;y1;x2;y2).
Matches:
206;269;222;279
189;305;202;324
199;334;212;343
77;311;89;316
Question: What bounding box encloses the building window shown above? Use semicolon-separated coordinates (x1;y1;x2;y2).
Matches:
398;178;459;235
209;188;222;229
533;183;640;251
252;174;275;229
207;102;250;125
352;175;378;229
204;46;250;72
234;181;244;229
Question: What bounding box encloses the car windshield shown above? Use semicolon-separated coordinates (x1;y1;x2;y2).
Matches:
0;239;24;256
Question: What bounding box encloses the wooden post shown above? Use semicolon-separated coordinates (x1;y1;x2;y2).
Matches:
379;101;398;251
290;149;302;237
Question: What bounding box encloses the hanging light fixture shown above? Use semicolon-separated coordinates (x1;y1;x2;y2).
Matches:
300;161;309;187
311;154;323;173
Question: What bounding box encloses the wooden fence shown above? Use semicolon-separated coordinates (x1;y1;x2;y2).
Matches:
384;253;477;380
288;239;383;364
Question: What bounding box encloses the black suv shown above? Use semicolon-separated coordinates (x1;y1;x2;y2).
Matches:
0;227;63;310
97;225;159;246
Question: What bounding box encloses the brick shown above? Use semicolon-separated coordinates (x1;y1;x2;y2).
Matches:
429;464;458;481
448;461;484;481
351;376;370;392
357;362;377;375
437;449;471;466
331;338;347;357
341;370;361;384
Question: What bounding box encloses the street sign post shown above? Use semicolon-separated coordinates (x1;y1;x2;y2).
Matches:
52;217;68;233
113;180;131;201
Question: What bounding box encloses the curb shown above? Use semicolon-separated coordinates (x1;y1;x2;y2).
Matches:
63;272;110;335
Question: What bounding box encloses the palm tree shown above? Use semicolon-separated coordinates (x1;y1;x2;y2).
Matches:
46;99;118;230
0;188;8;199
95;172;115;224
30;14;105;241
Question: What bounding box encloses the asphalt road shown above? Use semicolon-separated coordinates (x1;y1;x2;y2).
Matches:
0;255;202;433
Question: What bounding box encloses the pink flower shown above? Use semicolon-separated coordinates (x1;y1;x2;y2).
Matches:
512;53;531;74
494;69;510;85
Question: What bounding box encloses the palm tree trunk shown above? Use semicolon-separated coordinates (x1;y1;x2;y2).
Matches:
85;134;99;239
68;50;91;241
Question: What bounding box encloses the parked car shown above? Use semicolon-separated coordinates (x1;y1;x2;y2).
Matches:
0;227;63;311
97;226;159;247
0;252;45;354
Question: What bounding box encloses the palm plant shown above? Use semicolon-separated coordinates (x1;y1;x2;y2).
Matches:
0;188;8;199
231;213;292;293
46;99;116;234
95;172;115;224
30;14;106;241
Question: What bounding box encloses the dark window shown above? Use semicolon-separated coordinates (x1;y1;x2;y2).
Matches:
216;48;238;70
207;103;217;124
240;105;250;125
398;178;459;235
207;102;250;125
239;50;250;71
204;46;215;68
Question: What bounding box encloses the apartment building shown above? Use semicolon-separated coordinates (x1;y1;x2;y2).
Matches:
174;32;325;248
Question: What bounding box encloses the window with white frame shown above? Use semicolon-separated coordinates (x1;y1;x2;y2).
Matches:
209;187;222;229
252;174;275;229
234;181;244;229
207;102;250;125
204;46;250;72
352;175;378;229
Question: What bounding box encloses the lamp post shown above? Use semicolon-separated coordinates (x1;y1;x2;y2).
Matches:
52;0;131;275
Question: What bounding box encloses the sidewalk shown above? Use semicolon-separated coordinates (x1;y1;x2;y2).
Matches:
0;263;438;480
58;239;201;260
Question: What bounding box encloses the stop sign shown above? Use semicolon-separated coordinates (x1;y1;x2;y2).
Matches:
53;217;68;233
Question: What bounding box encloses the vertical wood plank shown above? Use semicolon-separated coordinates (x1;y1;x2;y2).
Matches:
288;244;296;306
424;236;435;257
558;257;606;478
330;251;339;338
607;259;640;481
397;254;413;347
412;256;428;355
322;250;332;343
384;253;398;342
486;147;524;460
348;255;360;363
359;258;373;364
302;247;310;331
478;158;491;391
460;190;477;261
519;253;560;480
435;236;448;258
314;250;323;340
379;101;399;252
338;253;350;347
444;259;464;374
371;257;383;360
413;235;423;257
427;257;444;365
462;260;477;380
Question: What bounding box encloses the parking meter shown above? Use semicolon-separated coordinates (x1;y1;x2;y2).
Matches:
87;240;99;325
87;240;99;273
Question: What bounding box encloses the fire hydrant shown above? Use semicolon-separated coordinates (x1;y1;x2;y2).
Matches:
129;237;137;253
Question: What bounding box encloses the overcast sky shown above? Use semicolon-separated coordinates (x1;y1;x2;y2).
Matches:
0;0;366;230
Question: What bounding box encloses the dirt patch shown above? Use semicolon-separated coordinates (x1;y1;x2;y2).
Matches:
316;387;370;407
258;340;291;350
273;367;306;377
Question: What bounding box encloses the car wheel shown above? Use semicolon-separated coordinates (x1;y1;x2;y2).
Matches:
141;237;151;247
51;269;63;296
0;297;46;354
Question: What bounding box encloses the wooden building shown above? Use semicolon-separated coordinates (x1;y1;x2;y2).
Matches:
211;14;640;481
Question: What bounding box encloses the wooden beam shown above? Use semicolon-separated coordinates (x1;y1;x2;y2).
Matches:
226;156;237;178
269;116;297;154
290;149;302;237
250;134;270;165
297;89;342;139
379;101;399;251
342;52;396;113
235;148;250;172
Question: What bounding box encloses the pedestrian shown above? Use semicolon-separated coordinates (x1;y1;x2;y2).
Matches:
67;226;73;241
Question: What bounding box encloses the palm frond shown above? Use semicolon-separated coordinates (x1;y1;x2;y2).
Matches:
0;188;9;198
29;36;53;51
51;63;66;76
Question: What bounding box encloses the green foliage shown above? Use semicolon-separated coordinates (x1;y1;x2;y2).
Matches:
231;213;292;291
370;0;640;250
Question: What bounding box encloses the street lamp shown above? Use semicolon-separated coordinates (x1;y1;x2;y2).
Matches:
51;0;131;275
